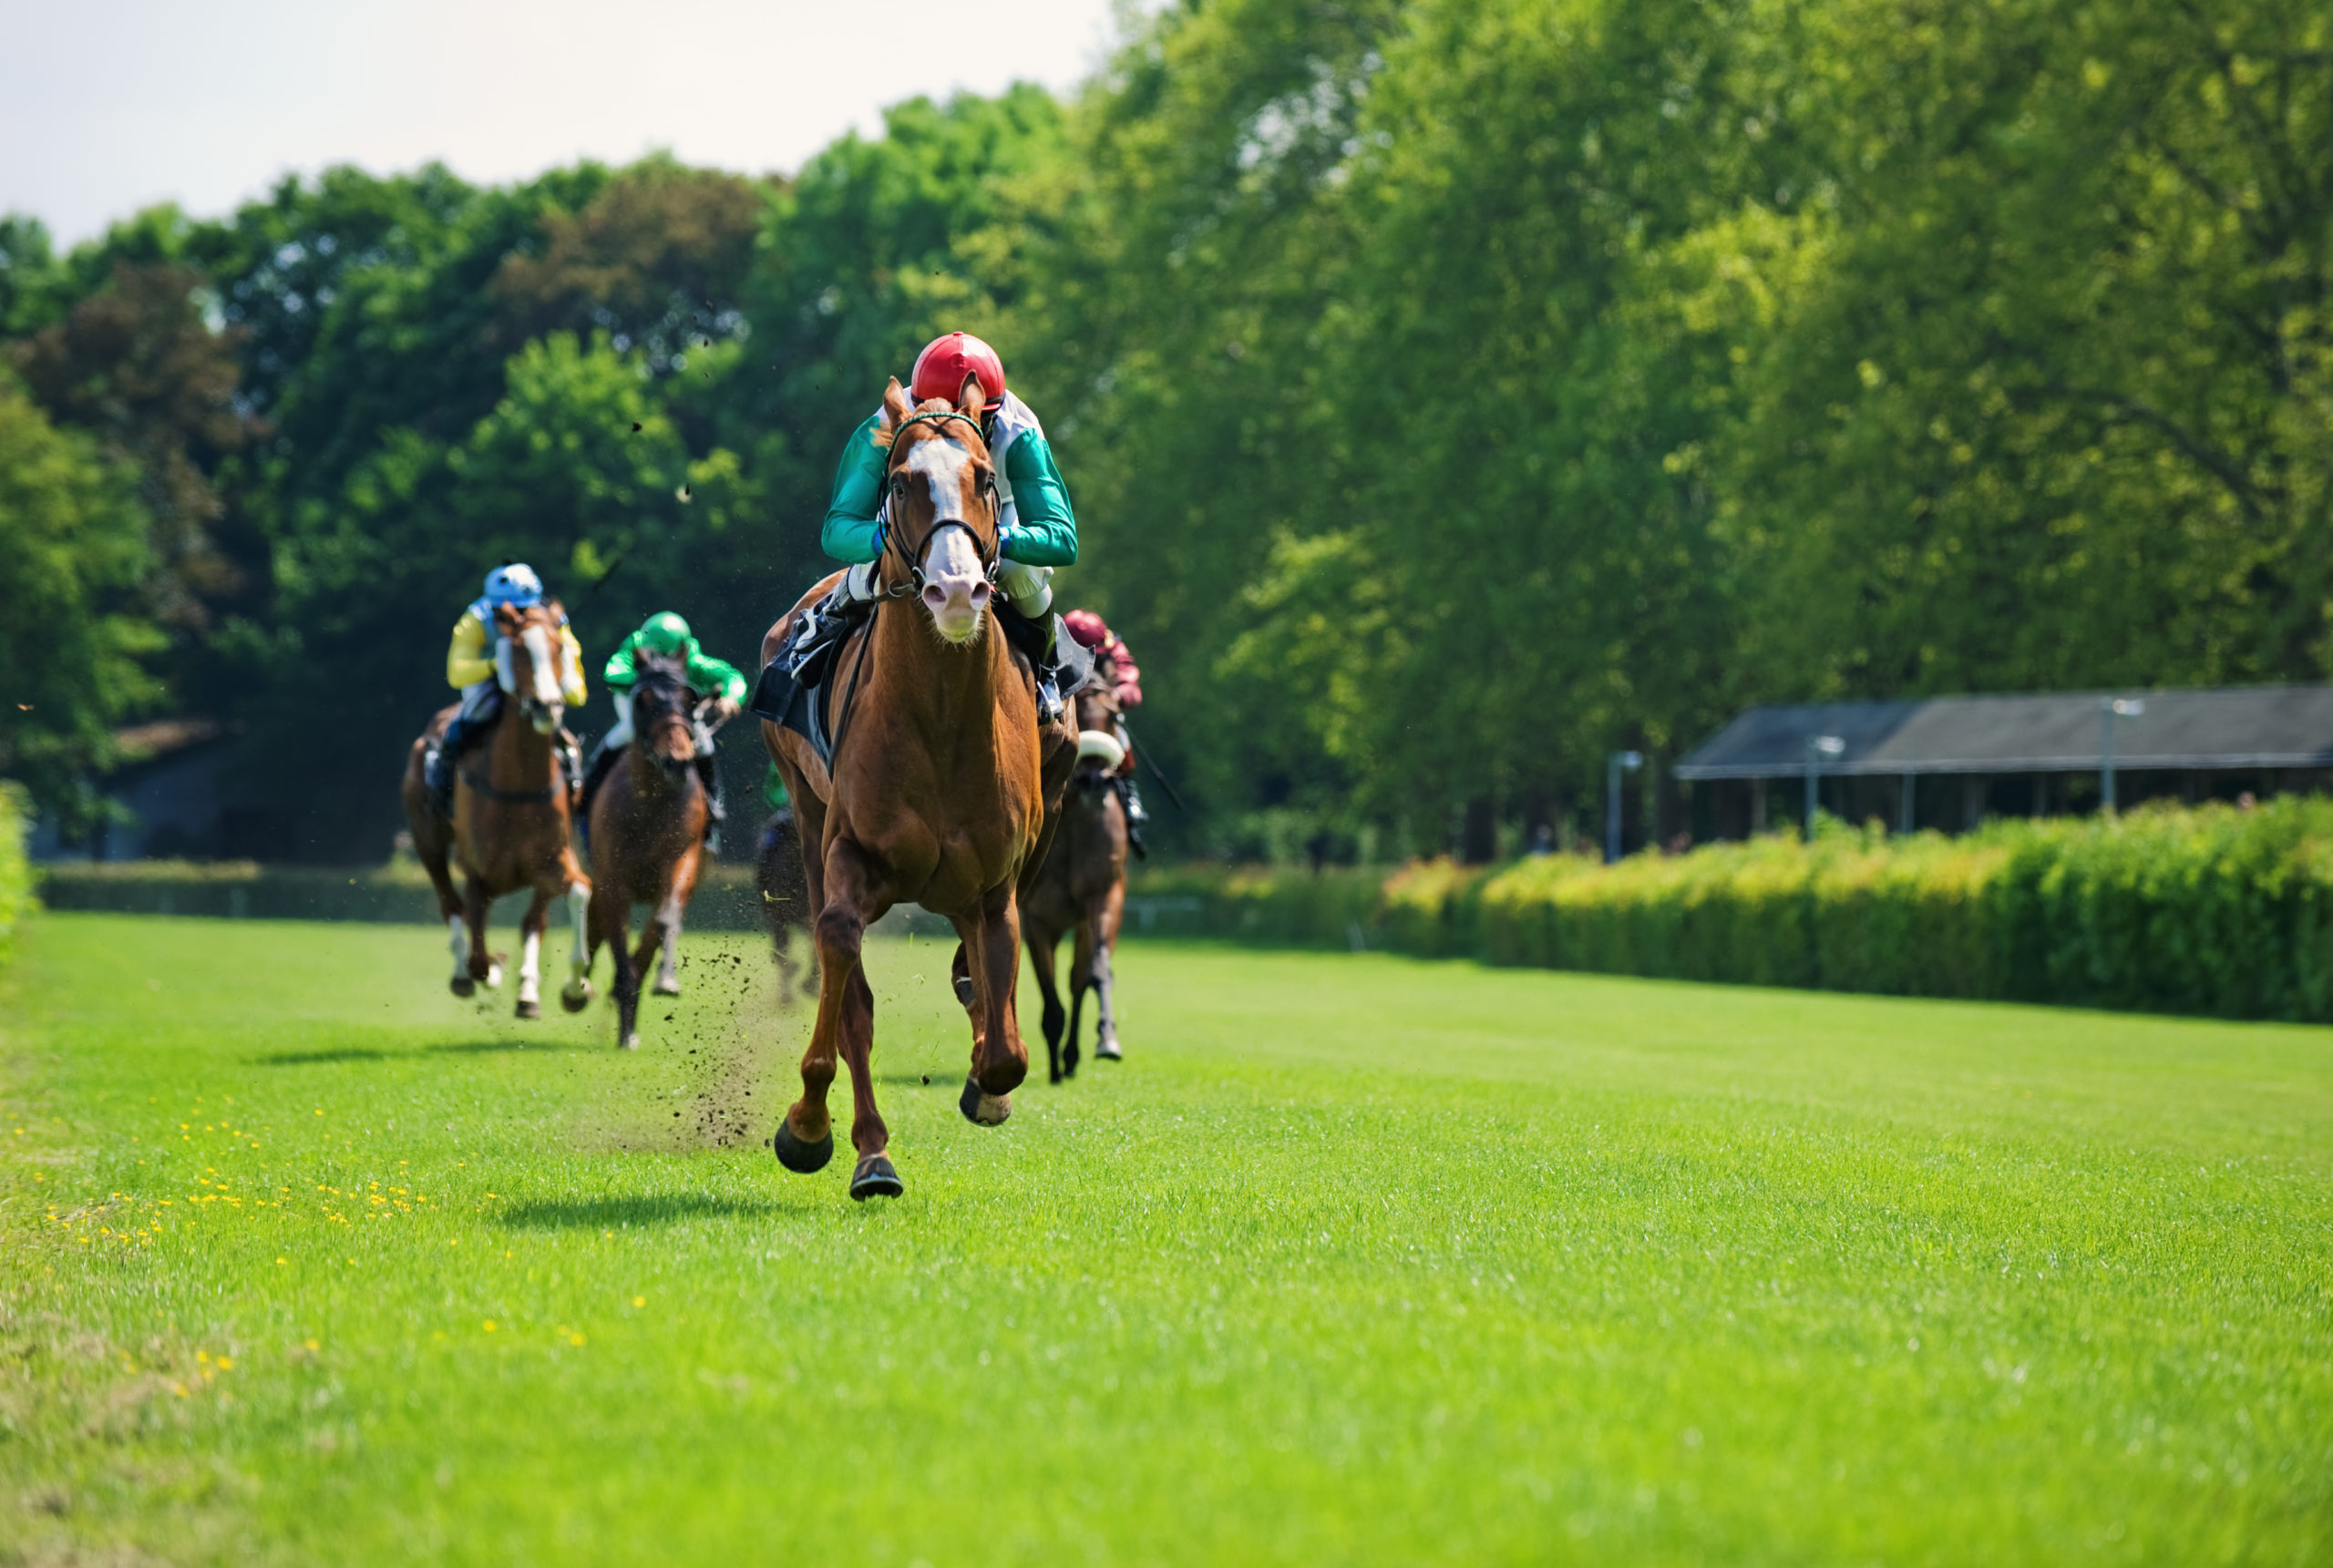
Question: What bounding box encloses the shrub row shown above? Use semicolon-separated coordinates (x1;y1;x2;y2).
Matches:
0;784;33;967
1126;798;2333;1022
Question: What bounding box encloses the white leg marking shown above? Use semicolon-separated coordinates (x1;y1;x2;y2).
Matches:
519;928;542;1007
562;883;593;1002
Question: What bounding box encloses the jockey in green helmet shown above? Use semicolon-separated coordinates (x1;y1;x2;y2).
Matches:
579;610;747;836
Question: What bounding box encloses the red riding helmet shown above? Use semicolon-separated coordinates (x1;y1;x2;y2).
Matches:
910;332;1006;410
1062;609;1112;649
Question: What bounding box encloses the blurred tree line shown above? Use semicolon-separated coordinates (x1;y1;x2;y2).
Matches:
1;0;2326;862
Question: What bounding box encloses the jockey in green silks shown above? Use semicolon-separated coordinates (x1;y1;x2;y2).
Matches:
579;610;746;836
790;331;1080;717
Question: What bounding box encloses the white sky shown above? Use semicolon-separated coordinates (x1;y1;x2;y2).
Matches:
2;0;1128;246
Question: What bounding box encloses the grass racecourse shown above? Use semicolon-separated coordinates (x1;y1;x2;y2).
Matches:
3;915;2330;1565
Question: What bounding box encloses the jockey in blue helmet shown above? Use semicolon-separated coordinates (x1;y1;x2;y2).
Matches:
423;564;587;815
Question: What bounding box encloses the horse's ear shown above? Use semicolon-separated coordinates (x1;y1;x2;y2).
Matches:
880;376;912;431
957;373;986;421
494;602;520;635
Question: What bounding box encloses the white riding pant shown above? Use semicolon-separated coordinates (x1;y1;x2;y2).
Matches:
997;559;1053;619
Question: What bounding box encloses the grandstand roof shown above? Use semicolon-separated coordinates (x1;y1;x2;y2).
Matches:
1672;686;2333;780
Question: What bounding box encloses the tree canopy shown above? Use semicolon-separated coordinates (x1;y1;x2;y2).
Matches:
2;0;2327;860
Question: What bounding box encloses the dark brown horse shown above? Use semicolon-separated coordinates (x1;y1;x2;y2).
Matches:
584;653;721;1050
400;600;593;1017
1023;680;1131;1082
755;804;816;1002
761;374;1069;1200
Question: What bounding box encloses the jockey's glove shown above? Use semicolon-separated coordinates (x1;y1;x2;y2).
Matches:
997;560;1053;620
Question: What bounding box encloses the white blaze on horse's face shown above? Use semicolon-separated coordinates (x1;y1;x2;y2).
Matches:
519;623;563;732
903;435;992;643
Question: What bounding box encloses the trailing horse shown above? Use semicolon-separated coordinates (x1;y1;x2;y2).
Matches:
1023;680;1133;1082
582;652;718;1050
400;600;592;1018
755;804;815;1003
760;374;1072;1200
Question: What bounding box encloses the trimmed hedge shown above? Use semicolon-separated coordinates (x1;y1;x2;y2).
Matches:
0;784;33;966
1126;798;2333;1021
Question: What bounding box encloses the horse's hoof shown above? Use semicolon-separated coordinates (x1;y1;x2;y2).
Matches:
515;998;541;1020
652;978;681;998
849;1153;904;1201
771;1119;835;1173
449;976;475;999
959;1075;1012;1127
559;981;591;1014
620;1031;641;1050
1095;1039;1123;1061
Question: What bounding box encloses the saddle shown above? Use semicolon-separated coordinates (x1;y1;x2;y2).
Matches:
750;594;1094;770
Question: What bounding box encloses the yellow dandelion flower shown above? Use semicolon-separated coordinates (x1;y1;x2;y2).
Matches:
482;1320;498;1333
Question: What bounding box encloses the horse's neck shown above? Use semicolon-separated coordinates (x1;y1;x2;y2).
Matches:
487;700;554;780
870;603;1011;736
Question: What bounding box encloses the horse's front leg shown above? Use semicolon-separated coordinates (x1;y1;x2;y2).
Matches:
651;886;684;998
1089;908;1123;1062
559;866;593;1011
606;892;643;1050
1023;923;1066;1084
1064;918;1094;1081
464;878;500;989
959;886;1028;1123
513;888;550;1019
776;839;893;1198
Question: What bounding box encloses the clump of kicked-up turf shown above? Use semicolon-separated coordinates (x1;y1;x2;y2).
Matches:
3;912;2329;1564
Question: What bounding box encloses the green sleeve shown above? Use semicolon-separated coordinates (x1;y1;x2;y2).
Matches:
687;649;748;704
602;632;642;689
819;413;889;564
1001;431;1077;566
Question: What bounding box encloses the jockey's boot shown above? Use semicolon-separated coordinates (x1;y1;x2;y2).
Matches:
1118;776;1151;861
560;733;584;808
426;718;479;818
788;563;879;666
695;755;726;832
577;740;621;825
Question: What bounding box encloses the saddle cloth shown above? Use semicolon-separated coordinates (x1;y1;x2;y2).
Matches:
750;602;1094;771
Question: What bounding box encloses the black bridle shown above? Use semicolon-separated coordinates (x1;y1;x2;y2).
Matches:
875;411;1003;597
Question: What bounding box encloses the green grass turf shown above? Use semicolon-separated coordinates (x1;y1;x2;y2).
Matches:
3;914;2329;1565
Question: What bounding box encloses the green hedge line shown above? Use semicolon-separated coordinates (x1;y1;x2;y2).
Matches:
0;784;34;967
1126;798;2333;1021
32;859;777;931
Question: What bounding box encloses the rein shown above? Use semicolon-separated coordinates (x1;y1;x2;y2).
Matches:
458;767;559;804
876;411;1002;598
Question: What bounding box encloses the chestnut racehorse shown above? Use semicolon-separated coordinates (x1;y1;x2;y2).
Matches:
762;374;1067;1200
584;652;711;1050
1023;679;1131;1082
400;600;593;1018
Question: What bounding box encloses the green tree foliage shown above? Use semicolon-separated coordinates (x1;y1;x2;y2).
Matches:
0;0;2324;861
0;379;159;833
